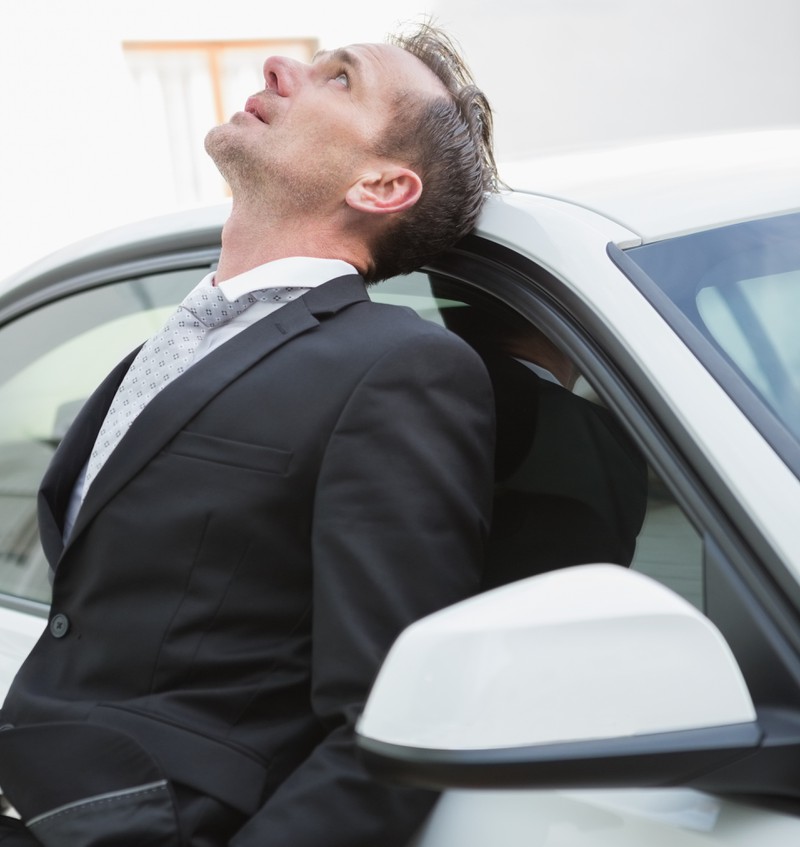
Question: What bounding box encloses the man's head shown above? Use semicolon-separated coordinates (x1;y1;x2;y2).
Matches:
369;23;498;280
205;22;496;281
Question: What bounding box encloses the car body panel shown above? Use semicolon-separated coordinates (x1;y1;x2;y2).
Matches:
500;130;800;244
410;789;800;847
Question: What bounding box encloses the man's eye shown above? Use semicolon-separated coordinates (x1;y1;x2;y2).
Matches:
333;72;349;88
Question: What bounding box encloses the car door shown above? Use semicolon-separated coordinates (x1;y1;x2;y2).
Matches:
367;234;800;845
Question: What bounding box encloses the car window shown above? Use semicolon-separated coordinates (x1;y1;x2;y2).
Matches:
0;269;197;604
372;272;705;610
697;268;800;430
624;212;800;449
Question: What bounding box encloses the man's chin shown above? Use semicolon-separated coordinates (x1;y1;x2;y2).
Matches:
204;126;248;183
203;123;231;159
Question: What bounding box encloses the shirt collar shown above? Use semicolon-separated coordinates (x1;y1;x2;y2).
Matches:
514;357;563;387
213;257;358;302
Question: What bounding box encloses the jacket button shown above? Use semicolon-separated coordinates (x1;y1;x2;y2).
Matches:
49;613;70;638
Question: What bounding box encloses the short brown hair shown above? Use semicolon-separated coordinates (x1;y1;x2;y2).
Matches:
366;22;498;282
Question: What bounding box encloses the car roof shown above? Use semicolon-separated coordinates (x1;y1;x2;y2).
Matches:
0;203;231;304
499;128;800;244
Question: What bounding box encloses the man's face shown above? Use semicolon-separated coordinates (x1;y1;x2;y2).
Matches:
205;43;445;214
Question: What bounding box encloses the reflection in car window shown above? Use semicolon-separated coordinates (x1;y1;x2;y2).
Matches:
626;212;800;445
372;273;704;610
697;269;800;425
0;269;197;603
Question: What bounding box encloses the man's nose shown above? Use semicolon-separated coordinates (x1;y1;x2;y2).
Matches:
262;56;305;96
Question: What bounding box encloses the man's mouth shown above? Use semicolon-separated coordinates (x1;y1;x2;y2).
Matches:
244;96;268;123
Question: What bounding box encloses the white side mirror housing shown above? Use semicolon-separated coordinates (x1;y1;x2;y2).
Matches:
358;565;755;753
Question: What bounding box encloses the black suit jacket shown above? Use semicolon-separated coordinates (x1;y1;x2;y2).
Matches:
482;354;647;589
0;276;494;847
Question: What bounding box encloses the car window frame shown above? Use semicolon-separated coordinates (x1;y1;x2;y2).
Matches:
423;235;800;664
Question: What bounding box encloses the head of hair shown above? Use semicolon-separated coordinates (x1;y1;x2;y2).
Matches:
365;21;498;282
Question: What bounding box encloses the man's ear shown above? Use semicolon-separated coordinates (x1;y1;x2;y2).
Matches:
345;167;423;215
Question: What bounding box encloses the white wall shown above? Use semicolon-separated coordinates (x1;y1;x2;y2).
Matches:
436;0;800;161
0;0;432;275
2;0;798;276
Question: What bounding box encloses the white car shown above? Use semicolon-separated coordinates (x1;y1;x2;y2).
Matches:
1;129;799;843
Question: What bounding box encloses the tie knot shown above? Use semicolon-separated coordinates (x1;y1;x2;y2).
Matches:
179;285;310;328
180;286;256;328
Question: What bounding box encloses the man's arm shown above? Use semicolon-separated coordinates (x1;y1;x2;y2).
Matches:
231;328;494;847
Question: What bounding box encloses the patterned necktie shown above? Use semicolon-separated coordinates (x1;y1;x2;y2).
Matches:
81;283;308;497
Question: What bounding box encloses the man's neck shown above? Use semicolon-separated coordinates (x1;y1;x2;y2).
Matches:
214;203;369;283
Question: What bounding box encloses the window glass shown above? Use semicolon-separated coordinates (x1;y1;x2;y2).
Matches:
0;270;196;603
626;212;800;446
630;469;704;609
696;269;800;430
372;273;705;610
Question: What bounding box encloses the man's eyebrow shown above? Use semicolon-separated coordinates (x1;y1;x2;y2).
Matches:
312;48;364;76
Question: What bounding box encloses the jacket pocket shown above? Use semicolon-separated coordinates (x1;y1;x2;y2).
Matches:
0;722;180;847
167;430;292;474
28;781;177;847
91;704;272;816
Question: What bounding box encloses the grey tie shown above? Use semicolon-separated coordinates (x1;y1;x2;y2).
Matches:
81;283;308;497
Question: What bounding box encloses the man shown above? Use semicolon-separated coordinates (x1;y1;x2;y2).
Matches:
0;23;497;847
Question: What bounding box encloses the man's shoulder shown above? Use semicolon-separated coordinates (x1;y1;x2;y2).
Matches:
338;296;466;343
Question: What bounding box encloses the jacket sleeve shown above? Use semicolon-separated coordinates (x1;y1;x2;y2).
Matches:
230;329;495;847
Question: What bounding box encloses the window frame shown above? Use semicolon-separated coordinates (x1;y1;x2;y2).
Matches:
422;236;800;662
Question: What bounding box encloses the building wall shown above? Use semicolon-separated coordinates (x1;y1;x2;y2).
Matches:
437;0;800;161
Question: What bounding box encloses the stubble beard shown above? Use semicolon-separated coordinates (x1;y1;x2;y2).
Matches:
204;124;258;200
204;124;350;219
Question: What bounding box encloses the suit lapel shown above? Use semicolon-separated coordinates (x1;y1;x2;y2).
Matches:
62;274;368;551
37;350;139;565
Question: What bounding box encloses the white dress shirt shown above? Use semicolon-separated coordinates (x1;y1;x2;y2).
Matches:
193;256;357;360
62;257;357;542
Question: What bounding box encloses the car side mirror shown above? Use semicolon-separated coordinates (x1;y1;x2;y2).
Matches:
357;565;763;792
